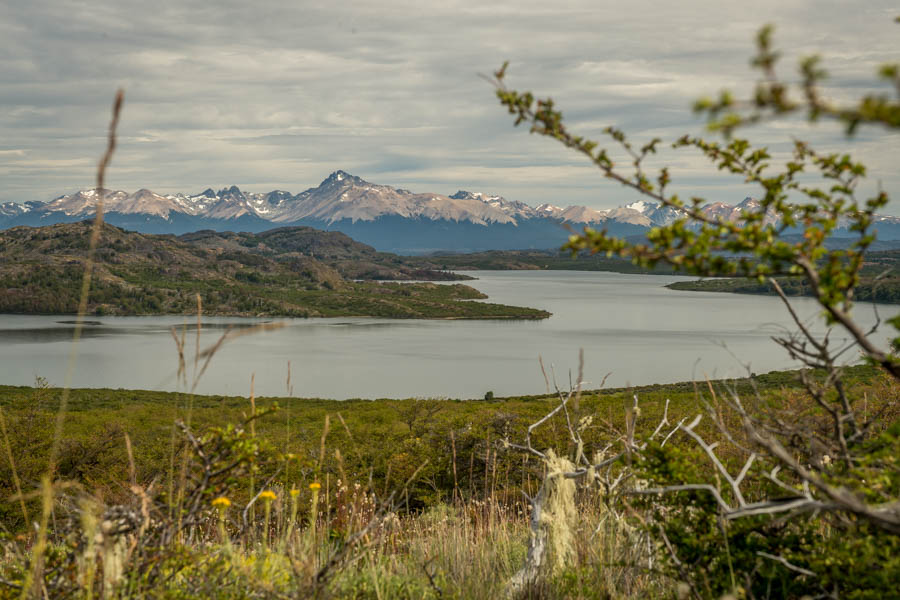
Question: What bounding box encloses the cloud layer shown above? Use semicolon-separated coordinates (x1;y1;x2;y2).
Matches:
2;0;898;212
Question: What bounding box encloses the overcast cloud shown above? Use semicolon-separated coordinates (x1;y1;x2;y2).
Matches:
1;0;898;212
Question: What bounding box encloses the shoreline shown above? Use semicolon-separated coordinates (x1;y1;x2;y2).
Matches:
0;364;880;404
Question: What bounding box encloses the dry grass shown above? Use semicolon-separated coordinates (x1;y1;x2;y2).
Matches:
0;482;666;599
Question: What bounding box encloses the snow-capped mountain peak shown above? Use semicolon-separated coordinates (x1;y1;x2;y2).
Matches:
625;200;655;214
4;177;899;251
449;190;537;219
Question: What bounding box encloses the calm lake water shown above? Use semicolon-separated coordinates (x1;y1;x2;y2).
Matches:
0;271;895;399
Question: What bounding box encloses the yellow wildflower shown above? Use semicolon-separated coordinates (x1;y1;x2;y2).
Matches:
212;496;231;509
259;490;277;501
309;482;321;491
290;488;300;498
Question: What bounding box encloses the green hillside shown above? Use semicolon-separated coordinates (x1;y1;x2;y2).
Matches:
0;222;548;319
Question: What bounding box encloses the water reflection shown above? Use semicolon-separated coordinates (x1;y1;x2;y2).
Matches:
0;325;111;343
0;318;283;344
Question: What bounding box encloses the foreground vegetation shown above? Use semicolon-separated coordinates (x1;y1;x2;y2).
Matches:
2;365;857;520
0;222;548;319
0;365;895;598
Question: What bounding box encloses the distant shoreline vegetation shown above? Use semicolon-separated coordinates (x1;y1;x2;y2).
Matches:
421;248;900;305
667;276;900;304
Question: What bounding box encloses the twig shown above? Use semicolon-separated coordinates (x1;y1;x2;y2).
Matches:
756;551;817;577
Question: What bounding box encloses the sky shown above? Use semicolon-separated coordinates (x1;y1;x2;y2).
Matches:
2;0;898;212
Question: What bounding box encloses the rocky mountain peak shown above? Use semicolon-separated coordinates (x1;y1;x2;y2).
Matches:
323;170;367;187
449;190;504;203
265;190;293;204
449;190;536;218
218;185;244;198
0;201;39;217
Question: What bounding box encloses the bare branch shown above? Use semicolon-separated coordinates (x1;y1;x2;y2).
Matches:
756;551;817;578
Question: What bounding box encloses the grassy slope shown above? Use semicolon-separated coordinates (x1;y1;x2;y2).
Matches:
0;222;548;319
0;364;888;511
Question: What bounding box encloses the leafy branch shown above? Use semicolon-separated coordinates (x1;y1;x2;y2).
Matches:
492;25;899;378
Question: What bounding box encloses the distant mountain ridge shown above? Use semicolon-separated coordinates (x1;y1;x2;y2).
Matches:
3;170;899;253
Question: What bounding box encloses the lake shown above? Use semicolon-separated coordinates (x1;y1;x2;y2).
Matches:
0;271;895;399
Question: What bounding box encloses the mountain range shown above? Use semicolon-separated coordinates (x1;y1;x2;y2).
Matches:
3;170;899;253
